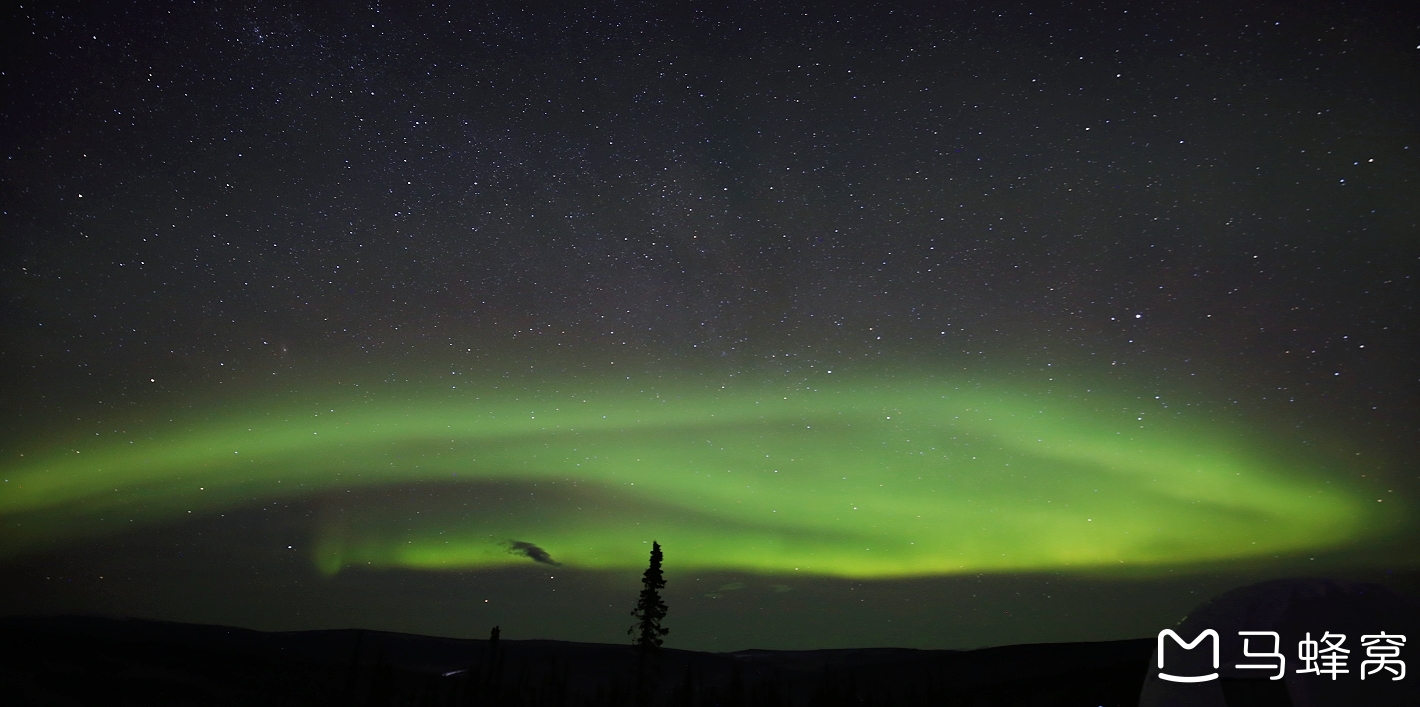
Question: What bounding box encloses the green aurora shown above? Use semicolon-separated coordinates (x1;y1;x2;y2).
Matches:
0;373;1398;578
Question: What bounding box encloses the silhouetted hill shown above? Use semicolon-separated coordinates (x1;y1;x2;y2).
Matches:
0;615;1151;706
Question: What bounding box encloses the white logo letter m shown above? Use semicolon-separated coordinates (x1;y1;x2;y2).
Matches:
1157;629;1220;683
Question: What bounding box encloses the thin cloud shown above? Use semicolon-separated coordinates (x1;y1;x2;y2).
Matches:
506;540;560;566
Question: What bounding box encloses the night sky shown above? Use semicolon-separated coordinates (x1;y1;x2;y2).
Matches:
2;0;1418;651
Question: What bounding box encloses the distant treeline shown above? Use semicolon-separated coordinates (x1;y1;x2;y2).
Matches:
0;616;1151;706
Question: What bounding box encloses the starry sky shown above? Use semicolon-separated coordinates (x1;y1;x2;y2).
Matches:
2;0;1418;651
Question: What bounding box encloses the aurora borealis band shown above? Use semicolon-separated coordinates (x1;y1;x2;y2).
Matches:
0;373;1393;577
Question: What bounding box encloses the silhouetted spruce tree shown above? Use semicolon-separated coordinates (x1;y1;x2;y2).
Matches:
629;541;670;651
673;664;695;707
467;626;502;707
368;649;394;707
727;662;745;707
486;625;503;706
342;629;365;706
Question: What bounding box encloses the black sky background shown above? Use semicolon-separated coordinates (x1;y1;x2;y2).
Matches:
2;0;1419;649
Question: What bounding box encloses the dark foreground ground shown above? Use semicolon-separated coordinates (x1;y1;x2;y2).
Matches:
0;615;1152;706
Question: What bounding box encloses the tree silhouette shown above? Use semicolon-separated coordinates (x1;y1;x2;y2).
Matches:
629;541;670;651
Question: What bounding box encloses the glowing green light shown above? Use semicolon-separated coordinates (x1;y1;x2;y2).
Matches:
0;373;1393;577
